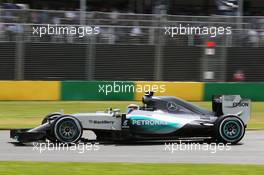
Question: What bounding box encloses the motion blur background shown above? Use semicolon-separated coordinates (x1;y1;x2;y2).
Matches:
1;2;264;173
0;0;263;82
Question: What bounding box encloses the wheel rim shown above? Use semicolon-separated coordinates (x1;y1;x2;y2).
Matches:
222;120;241;139
59;120;77;139
220;118;243;142
55;118;81;143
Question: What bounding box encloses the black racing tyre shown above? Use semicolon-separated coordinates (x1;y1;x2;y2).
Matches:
41;113;61;125
54;116;83;143
215;116;245;144
41;113;61;142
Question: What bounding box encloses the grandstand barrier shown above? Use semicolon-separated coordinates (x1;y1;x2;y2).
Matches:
0;81;263;101
0;81;59;100
61;81;203;101
203;82;264;101
61;81;135;100
134;81;204;101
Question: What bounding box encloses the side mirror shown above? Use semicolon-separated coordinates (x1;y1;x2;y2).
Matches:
145;91;154;97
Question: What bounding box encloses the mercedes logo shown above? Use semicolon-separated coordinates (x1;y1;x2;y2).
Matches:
167;102;178;111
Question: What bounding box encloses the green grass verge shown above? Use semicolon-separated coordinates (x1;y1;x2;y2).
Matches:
0;101;263;129
0;162;264;175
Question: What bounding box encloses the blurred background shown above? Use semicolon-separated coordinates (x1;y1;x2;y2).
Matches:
0;0;263;82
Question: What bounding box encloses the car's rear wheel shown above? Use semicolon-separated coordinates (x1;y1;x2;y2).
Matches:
54;116;83;143
215;116;245;144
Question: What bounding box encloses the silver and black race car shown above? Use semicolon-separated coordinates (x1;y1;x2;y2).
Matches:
10;92;251;144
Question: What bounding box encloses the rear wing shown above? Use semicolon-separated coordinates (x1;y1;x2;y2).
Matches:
212;95;251;124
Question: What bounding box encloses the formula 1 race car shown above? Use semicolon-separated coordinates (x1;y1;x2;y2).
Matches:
10;92;251;144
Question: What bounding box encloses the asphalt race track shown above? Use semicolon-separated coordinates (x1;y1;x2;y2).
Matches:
1;130;264;164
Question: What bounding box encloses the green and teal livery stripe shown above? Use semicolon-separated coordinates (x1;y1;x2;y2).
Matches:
129;115;183;134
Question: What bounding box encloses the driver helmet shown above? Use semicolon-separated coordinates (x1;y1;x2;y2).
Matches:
127;104;139;114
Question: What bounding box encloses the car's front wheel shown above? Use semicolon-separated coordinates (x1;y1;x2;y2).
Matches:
53;116;83;143
215;116;245;144
42;113;61;142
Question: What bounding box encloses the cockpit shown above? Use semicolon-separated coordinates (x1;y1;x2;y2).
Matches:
141;92;212;115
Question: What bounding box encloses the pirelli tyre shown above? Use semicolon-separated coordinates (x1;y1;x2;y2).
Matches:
41;113;61;142
215;116;245;144
42;113;61;124
53;116;83;143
